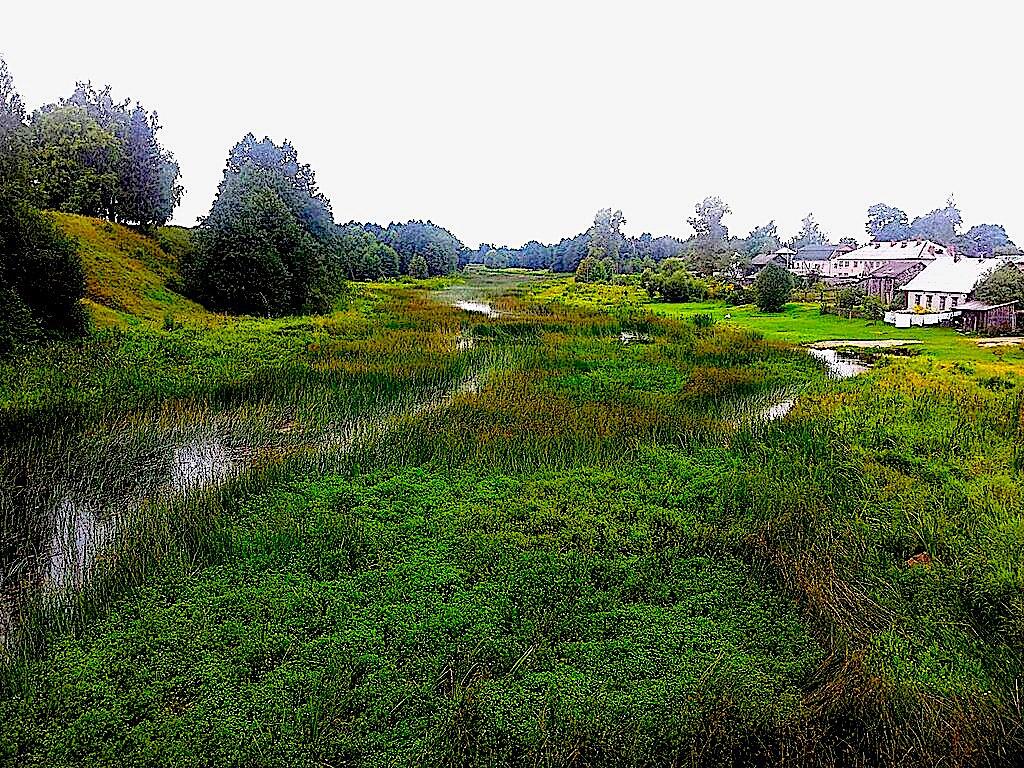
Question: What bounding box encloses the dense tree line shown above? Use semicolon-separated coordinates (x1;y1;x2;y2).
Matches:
0;57;86;352
183;135;407;315
6;50;1021;323
865;198;1016;256
465;209;685;275
363;220;465;277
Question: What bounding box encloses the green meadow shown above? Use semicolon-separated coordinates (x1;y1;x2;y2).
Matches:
1;225;1023;767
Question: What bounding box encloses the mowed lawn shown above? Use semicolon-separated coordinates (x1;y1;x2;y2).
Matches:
649;301;1024;366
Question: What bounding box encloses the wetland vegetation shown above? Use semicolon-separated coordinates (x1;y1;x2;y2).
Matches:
1;222;1023;765
3;45;1024;768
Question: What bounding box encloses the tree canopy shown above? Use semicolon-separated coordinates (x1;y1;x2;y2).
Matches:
183;135;340;316
745;221;781;257
954;224;1014;257
28;106;121;218
908;197;962;245
0;57;86;351
587;208;626;262
789;213;828;251
754;263;793;312
866;203;910;242
26;83;182;226
365;221;465;277
973;263;1024;307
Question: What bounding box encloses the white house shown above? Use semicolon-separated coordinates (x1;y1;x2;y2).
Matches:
790;244;852;276
827;240;946;278
898;256;1000;312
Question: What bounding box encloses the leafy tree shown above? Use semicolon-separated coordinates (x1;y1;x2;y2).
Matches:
789;213;828;251
687;196;731;274
866;203;910;242
0;56;86;351
745;221;781;257
28;82;182;225
407;253;428;279
862;295;886;320
519;240;552;269
183;135;337;315
644;262;709;302
973;264;1024;307
574;255;604;283
0;57;27;192
481;248;506;269
836;286;866;317
0;200;87;349
839;236;859;249
754;263;792;312
954;224;1013;257
908;197;961;245
28;107;121;217
600;255;616;278
550;233;589;272
587;208;626;264
689;196;731;248
333;225;400;280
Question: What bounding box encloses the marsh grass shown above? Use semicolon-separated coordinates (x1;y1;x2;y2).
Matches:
1;269;1023;767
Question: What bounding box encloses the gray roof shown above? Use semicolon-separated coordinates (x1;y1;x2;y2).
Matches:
864;260;924;278
958;300;1018;311
795;244;849;261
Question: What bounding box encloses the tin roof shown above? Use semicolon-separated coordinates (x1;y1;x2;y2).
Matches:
900;257;1001;293
848;240;947;261
957;300;1018;311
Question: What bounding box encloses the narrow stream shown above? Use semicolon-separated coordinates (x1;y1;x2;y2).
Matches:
742;347;869;426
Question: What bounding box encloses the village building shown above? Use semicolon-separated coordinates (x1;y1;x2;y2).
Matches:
899;256;997;312
746;248;793;278
790;243;852;276
827;240;945;278
861;260;927;305
884;256;1016;331
957;300;1018;333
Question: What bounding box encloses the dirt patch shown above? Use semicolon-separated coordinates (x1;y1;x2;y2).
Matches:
808;339;922;349
906;551;933;568
977;337;1024;348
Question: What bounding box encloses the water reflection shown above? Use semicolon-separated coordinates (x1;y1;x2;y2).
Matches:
454;300;498;317
808;348;870;379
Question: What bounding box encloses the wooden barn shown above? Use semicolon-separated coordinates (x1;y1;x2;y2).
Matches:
862;260;926;305
956;300;1018;333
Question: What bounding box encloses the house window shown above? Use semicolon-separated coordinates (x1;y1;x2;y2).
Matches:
939;295;946;310
951;296;959;307
926;295;933;308
915;294;922;306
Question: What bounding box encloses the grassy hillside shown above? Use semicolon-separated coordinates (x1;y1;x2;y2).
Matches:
50;213;210;327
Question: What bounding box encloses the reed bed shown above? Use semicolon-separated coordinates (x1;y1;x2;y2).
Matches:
1;277;1022;767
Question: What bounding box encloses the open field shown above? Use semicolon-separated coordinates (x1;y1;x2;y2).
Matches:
513;276;1024;368
650;301;1024;365
1;242;1023;767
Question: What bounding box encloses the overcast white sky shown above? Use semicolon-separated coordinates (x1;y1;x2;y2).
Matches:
5;1;1022;247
